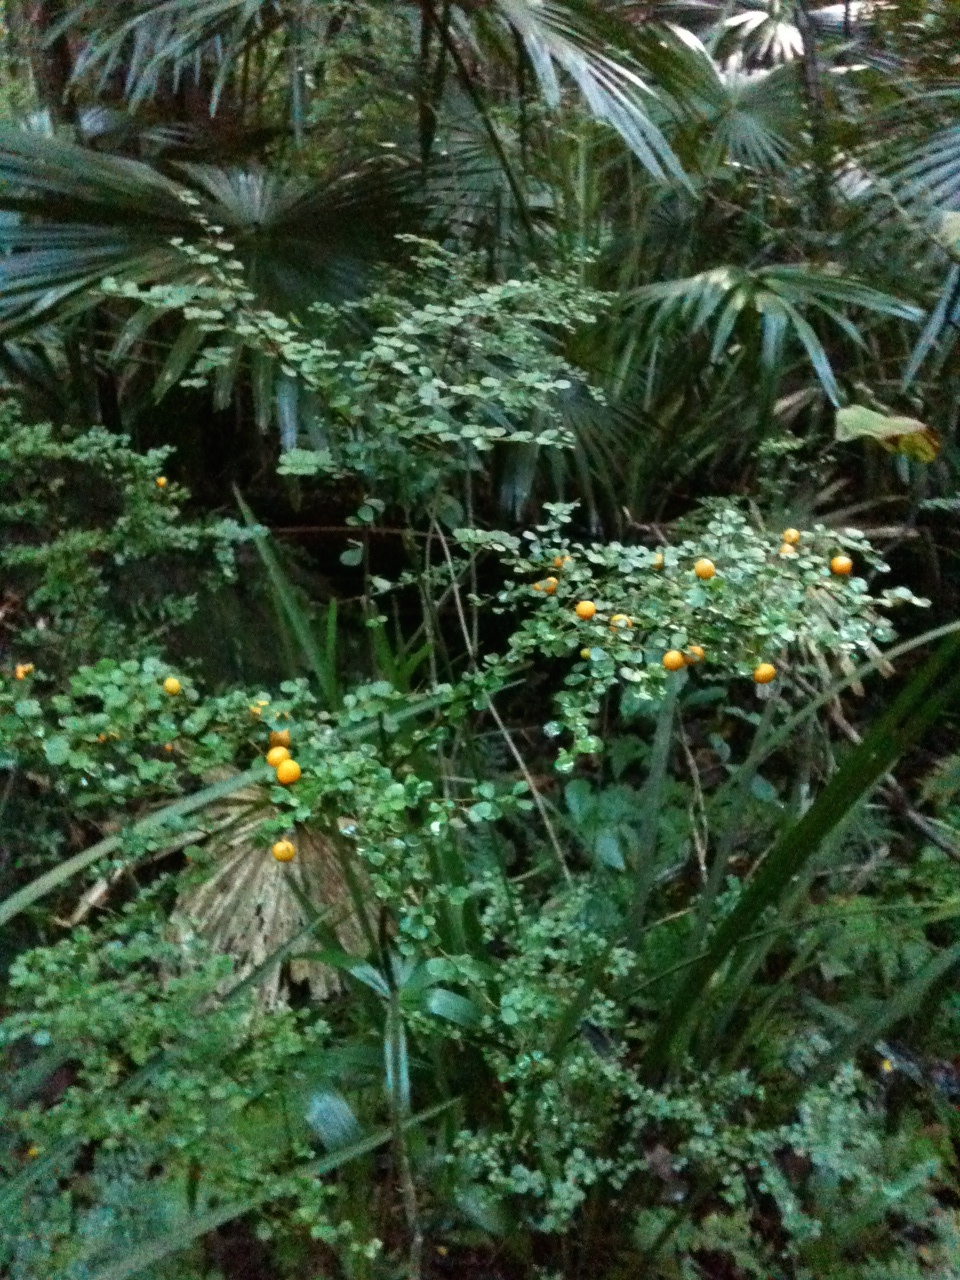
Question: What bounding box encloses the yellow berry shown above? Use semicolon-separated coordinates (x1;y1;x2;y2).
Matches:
609;613;632;630
155;476;167;489
694;558;716;580
779;543;797;557
163;676;181;696
542;576;559;594
686;645;705;664
276;758;301;785
269;728;292;748
580;648;592;660
553;555;572;569
651;552;664;570
266;745;291;767
753;662;777;685
14;663;34;680
575;600;597;620
663;650;686;672
272;839;296;863
782;528;801;545
830;554;853;576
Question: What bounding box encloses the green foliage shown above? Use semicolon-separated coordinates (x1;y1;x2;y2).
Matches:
103;235;606;506
457;498;926;763
1;522;956;1279
0;404;243;673
1;3;959;1276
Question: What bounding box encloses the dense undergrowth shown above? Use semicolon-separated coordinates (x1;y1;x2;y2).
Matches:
1;3;960;1279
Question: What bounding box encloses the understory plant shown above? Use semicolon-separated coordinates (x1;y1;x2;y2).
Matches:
2;414;959;1278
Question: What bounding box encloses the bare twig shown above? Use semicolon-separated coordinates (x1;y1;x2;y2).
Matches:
678;721;708;885
432;521;572;883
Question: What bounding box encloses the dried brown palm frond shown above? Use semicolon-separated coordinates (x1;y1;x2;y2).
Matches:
172;773;368;1009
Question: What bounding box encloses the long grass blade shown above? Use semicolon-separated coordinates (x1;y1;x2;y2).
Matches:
644;632;960;1075
234;488;340;706
0;765;269;930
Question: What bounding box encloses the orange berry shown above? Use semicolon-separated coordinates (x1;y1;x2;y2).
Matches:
272;839;296;863
575;600;597;620
14;663;34;680
782;528;801;545
651;552;664;569
155;476;167;489
663;650;686;672
553;555;572;569
163;676;181;696
532;581;543;592
686;645;705;664
753;662;777;684
266;745;290;767
164;742;174;753
609;613;632;630
275;758;301;785
542;577;559;594
779;543;797;557
830;554;853;576
269;728;292;748
694;558;716;580
97;733;107;743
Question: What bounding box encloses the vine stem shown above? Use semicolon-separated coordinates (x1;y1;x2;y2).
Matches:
432;521;572;883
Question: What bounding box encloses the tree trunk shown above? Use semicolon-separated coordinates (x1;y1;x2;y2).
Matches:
16;0;77;125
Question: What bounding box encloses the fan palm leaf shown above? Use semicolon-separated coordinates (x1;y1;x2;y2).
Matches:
65;0;286;110
665;30;803;169
62;1;721;180
172;774;367;1009
626;264;921;404
0;127;417;336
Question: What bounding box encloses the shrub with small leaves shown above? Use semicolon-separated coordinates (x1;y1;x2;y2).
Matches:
0;403;245;674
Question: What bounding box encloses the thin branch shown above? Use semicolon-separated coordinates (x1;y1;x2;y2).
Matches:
432;520;572;882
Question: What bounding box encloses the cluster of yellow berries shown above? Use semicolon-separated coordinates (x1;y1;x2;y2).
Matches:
568;535;856;686
779;527;854;579
161;674;302;790
266;730;300;861
265;729;301;786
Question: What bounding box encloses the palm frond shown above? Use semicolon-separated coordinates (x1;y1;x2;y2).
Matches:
892;124;960;211
666;31;802;169
0;128;419;336
173;778;366;1009
627;264;921;403
479;0;688;181
66;0;284;109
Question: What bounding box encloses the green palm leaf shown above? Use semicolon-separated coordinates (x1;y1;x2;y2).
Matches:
626;263;921;403
64;0;707;180
476;0;688;181
0;128;417;336
66;0;284;109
